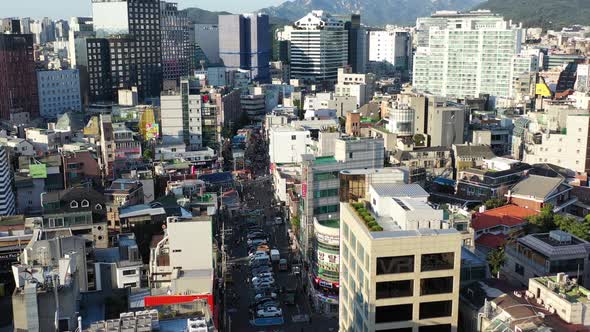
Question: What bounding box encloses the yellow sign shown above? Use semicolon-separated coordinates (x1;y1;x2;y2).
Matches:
536;83;552;97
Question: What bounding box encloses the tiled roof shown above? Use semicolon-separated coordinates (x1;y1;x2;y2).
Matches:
472;204;537;231
476;233;507;249
510;175;567;200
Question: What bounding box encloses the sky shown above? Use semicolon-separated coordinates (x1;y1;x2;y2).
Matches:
3;0;287;19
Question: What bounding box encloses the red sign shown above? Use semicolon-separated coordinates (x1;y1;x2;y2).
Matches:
302;182;307;198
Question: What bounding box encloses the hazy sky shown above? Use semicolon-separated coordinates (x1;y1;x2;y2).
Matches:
3;0;287;19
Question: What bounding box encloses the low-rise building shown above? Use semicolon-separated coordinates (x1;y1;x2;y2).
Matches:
507;174;576;212
504;230;590;287
149;216;213;297
456;163;530;201
38;187;108;248
529;274;590;327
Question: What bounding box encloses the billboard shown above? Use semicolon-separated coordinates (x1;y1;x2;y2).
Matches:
29;164;47;179
145;123;160;140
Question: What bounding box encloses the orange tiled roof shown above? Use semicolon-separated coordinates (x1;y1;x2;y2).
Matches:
472;204;537;231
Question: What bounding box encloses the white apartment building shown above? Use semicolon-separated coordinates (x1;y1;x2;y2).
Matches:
37;69;82;119
335;67;376;107
287;11;348;83
150;216;213;294
268;126;311;164
523;113;590;174
339;183;462;332
368;28;412;70
413;10;537;100
160;79;202;148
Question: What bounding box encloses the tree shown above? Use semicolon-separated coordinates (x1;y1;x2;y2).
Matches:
487;247;505;278
484;197;507;210
525;204;590;241
142;148;153;160
293;99;304;120
526;205;557;233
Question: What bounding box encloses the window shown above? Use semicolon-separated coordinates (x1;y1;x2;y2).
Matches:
515;263;525;276
313;205;338;214
420;277;453;295
375;304;413;323
421;252;454;272
122;269;137;276
376;280;413;299
123;282;137;288
376;255;414;275
314;189;338;198
419;300;452;319
291;135;296;140
70;201;79;208
81;200;89;207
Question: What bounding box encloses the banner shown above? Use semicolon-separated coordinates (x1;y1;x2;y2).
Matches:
30;164;47;179
536;83;552;97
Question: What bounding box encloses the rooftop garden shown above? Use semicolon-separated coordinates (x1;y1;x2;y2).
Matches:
536;276;590;303
352;202;383;232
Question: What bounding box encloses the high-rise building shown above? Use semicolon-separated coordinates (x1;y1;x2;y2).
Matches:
37;69;82;119
91;0;162;102
0;147;16;216
219;14;271;83
337;14;367;74
160;2;191;82
160;78;203;149
0;34;39;121
368;28;412;78
194;24;220;65
339;183;462;332
413;10;537;100
1;18;21;34
299;137;384;313
68;17;94;69
54;20;69;40
287;11;348;84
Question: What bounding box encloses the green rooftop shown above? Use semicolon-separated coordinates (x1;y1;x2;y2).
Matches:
315;156;336;165
352;202;383;232
536;276;590;303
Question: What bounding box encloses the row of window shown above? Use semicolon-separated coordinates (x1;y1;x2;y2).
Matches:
376;252;455;274
376;301;453;323
376;277;454;299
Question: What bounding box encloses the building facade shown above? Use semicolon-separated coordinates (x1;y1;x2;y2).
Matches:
160;78;203;148
413;11;536;100
160;1;191;81
339;185;462;332
287;11;348;84
218;14;271;83
0;34;39;121
37;69;82;119
91;0;162;102
0;147;16;216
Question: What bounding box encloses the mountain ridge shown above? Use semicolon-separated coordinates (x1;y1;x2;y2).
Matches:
474;0;590;29
259;0;486;26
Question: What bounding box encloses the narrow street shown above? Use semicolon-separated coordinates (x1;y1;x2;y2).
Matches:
217;130;337;331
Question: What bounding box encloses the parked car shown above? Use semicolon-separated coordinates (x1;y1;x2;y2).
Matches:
278;258;288;271
252;276;275;285
256;307;282;318
253;272;274;279
248;238;268;246
253;280;275;288
274;217;283;225
251;265;272;274
254;292;277;301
